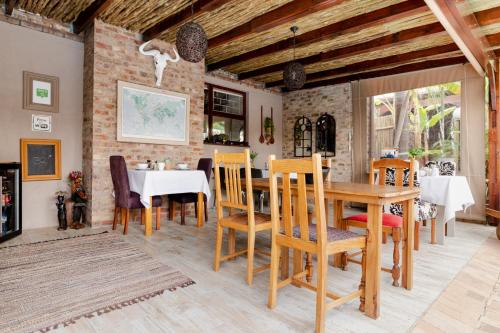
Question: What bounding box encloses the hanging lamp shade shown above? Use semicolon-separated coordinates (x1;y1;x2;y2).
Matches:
283;62;306;90
176;21;208;63
283;26;305;90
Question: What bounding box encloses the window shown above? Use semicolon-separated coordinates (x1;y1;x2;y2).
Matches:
370;82;461;166
204;83;247;145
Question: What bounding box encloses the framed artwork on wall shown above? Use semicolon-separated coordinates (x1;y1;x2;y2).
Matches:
117;81;190;145
23;71;59;113
20;139;61;181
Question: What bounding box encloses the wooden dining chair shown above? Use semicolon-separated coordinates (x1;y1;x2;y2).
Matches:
267;153;367;333
343;158;417;286
213;149;272;286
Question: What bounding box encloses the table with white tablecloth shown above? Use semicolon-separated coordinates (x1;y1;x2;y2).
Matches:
128;170;211;235
419;175;475;244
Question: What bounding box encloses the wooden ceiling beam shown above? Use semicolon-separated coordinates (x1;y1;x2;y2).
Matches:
487;32;500;47
143;0;232;41
72;0;114;34
292;56;467;91
4;0;17;16
238;22;445;80
474;6;500;26
208;0;347;48
266;43;459;87
423;0;489;76
207;0;428;71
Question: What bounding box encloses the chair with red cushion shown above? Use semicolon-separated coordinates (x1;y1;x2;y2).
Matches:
343;158;417;287
109;156;163;235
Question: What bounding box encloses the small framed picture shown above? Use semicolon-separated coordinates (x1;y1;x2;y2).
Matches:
20;139;61;181
32;114;52;132
23;71;59;113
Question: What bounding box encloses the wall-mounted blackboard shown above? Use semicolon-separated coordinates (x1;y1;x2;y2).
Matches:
20;139;61;181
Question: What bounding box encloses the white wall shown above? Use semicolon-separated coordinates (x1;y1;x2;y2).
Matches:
0;21;84;229
203;75;283;168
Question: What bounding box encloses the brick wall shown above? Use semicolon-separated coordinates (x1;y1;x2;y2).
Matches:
84;20;205;226
282;84;353;182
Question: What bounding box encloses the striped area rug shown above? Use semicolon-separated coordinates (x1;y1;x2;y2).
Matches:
0;232;195;333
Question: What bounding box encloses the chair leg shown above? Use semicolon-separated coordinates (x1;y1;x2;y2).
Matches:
382;232;388;244
445;222;448;236
194;202;198;218
112;207;119;230
423;219;427;227
214;223;224;272
204;200;208;222
141;209;145;225
168;200;175;221
391;227;401;287
315;250;328;333
359;247;367;312
414;220;420;251
180;203;186;225
247;229;256;286
156;207;161;230
305;253;313;282
120;208;126;225
430;218;437;244
123;208;130;235
268;239;281;309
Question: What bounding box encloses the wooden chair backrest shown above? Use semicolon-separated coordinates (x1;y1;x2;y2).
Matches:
213;149;254;220
369;158;414;187
269;153;326;245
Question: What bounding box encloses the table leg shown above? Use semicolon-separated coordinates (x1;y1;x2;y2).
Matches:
435;206;446;245
364;203;382;319
197;192;204;228
402;198;414;290
144;196;153;236
333;199;344;268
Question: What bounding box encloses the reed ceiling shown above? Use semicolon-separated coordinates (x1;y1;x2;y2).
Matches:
6;0;500;90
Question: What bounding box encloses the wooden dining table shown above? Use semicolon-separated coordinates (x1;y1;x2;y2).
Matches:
250;178;420;319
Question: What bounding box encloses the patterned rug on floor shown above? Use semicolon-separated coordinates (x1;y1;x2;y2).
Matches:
0;232;195;333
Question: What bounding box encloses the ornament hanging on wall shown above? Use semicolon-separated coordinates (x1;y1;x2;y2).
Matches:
139;41;180;87
283;26;306;90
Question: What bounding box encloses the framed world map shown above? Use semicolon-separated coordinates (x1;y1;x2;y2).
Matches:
117;81;190;145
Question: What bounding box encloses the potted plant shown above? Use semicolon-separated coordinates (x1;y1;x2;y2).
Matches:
250;150;258;167
408;147;425;171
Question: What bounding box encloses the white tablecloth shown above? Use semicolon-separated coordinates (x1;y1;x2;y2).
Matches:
128;170;211;208
419;175;475;223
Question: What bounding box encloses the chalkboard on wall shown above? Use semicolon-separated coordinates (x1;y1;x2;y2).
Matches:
20;139;61;181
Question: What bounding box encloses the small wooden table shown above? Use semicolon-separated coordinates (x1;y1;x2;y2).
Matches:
251;179;420;319
128;170;211;235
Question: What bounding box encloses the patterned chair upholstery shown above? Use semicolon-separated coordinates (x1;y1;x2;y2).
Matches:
384;168;435;222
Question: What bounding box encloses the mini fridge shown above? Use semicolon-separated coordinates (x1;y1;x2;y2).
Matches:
1;163;22;242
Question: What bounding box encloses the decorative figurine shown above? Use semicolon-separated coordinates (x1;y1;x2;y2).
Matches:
55;191;68;230
69;171;87;229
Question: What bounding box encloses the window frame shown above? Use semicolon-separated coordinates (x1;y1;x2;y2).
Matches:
204;83;248;146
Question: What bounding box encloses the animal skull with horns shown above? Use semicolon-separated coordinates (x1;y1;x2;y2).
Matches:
139;41;180;87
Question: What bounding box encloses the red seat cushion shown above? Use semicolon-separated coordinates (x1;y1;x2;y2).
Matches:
346;213;402;228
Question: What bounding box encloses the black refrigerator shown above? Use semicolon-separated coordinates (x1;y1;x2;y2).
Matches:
1;163;22;242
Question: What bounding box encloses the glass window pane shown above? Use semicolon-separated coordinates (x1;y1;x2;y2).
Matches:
203;115;209;141
213;89;244;116
212;116;245;143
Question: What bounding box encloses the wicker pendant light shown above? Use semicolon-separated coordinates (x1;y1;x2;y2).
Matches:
283;26;306;90
175;2;208;63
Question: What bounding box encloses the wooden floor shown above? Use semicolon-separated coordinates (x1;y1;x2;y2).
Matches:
2;207;496;333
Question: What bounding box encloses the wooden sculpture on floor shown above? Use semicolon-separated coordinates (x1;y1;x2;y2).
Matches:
68;171;87;229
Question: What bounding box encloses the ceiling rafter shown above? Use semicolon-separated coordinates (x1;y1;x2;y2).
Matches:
423;0;490;76
72;0;115;35
143;0;232;41
266;43;459;88
474;6;500;26
238;22;446;81
293;56;467;91
207;0;428;71
207;0;347;49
